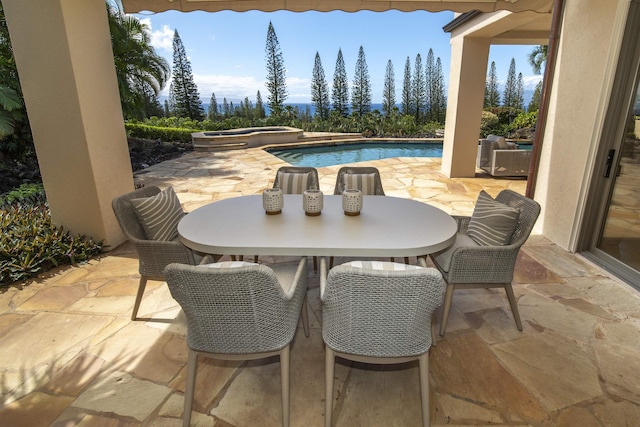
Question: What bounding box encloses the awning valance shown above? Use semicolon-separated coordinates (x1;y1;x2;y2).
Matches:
122;0;554;14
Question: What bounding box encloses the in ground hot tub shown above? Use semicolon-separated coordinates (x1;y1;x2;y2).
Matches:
192;126;303;151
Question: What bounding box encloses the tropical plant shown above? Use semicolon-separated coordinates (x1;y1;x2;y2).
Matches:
265;21;288;117
331;49;349;117
107;4;169;120
1;198;103;285
170;30;204;120
311;52;330;120
528;45;548;75
351;46;372;116
0;3;32;161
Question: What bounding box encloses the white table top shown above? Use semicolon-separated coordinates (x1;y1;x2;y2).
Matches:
178;194;457;257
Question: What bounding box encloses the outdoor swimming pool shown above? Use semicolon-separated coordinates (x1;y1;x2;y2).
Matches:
267;141;444;167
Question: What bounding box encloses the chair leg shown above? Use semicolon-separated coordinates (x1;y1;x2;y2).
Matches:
183;350;198;427
301;297;310;337
418;352;430;427
504;283;523;331
280;345;290;427
430;320;438;348
131;276;148;321
325;347;335;427
439;283;455;337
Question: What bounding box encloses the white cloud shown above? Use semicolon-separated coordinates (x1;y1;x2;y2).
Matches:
160;73;313;103
139;17;174;54
188;74;265;101
523;74;543;89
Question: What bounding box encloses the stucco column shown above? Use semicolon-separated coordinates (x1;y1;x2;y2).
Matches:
441;36;490;177
3;0;133;248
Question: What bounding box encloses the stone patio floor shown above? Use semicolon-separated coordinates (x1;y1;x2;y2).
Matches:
1;146;639;426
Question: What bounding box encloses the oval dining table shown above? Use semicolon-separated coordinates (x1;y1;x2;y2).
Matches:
178;194;457;259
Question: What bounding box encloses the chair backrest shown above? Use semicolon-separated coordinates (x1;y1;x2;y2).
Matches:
164;263;301;354
495;189;541;248
322;262;443;358
112;185;161;242
273;166;319;194
333;166;385;195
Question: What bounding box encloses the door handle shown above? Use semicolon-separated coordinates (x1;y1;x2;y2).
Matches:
604;149;615;178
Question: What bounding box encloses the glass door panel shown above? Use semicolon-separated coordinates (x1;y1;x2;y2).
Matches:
597;84;640;272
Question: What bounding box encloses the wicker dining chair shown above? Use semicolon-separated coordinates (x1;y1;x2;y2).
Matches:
165;257;309;427
429;189;541;336
254;166;320;270
112;185;220;320
273;166;320;193
333;166;385;195
330;166;401;265
320;257;444;427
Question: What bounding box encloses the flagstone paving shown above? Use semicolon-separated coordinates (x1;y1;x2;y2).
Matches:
1;145;639;426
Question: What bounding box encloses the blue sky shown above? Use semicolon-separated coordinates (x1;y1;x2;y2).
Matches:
133;10;542;104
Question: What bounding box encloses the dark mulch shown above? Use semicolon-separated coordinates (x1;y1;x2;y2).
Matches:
0;138;192;195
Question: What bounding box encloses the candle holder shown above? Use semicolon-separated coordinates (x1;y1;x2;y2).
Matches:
303;189;323;216
262;188;283;215
342;189;363;216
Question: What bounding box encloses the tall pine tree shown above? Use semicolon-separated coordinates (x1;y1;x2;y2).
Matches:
255;90;266;118
484;61;500;108
528;80;543;112
516;72;525;110
351;46;372;115
432;57;447;123
311;52;330;120
411;53;426;122
401;57;412;116
502;58;519;108
171;30;204;120
425;49;436;122
265;21;287;117
207;92;218;120
331;49;349;117
382;60;396;117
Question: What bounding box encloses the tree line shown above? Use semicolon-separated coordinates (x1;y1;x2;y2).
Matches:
0;2;546;166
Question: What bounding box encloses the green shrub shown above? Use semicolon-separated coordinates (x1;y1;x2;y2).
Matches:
0;183;46;208
512;111;538;129
125;122;199;143
0;196;103;285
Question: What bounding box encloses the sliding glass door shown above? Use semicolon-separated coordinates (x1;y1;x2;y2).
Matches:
581;2;640;288
596;85;640;274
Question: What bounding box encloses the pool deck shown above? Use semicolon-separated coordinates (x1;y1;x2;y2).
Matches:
1;146;639;426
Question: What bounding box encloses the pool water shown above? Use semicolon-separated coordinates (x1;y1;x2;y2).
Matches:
267;141;444;167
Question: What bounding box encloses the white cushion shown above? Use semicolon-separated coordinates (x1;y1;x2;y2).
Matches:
130;187;184;241
467;191;520;246
344;173;376;195
199;261;258;268
277;171;311;194
344;260;423;271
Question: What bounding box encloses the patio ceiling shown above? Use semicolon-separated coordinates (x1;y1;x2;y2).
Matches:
121;0;554;14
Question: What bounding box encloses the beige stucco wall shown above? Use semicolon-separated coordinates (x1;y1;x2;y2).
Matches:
3;0;133;248
442;37;491;177
533;0;626;250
